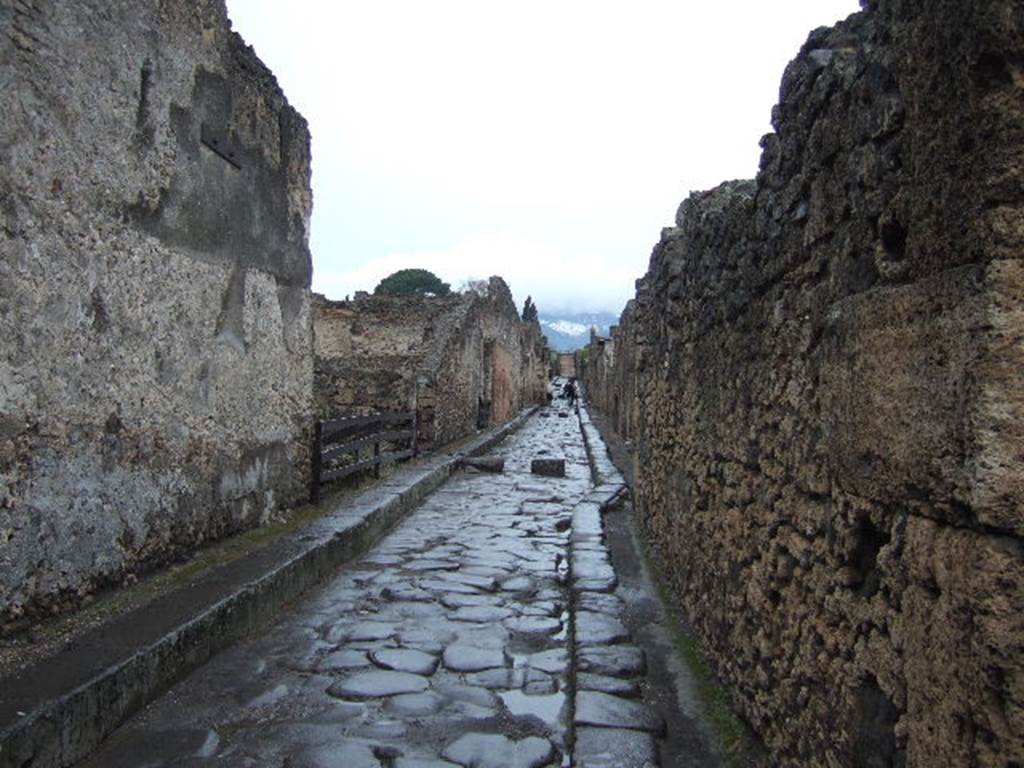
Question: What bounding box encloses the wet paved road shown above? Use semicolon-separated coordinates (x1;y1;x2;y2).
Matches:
82;407;668;768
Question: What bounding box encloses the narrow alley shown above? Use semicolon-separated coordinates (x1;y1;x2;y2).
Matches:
77;406;720;768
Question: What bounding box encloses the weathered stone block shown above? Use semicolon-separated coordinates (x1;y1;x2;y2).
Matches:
459;456;506;473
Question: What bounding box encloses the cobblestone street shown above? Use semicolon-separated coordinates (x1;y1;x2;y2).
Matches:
80;407;694;768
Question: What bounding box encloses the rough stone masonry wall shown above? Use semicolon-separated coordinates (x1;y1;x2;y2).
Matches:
602;2;1024;766
581;332;615;432
0;0;313;629
476;276;549;422
582;300;643;443
314;293;475;412
314;277;547;448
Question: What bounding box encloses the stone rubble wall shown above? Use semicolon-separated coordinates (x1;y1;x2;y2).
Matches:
586;2;1024;766
314;277;548;448
556;353;577;378
0;0;314;629
581;300;643;445
581;331;614;420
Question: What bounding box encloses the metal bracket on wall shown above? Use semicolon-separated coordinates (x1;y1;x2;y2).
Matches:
200;122;241;169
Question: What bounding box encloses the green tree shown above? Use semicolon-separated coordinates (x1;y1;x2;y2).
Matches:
522;296;539;322
374;268;451;297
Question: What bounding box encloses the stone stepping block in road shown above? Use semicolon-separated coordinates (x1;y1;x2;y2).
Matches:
370;648;440;675
443;644;507;672
327;670;430;700
441;733;556;768
574;727;659;768
530;458;566;477
575;691;667;735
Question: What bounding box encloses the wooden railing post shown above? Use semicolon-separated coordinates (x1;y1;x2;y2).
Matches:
311;420;322;504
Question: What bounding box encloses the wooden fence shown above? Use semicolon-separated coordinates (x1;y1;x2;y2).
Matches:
310;411;417;504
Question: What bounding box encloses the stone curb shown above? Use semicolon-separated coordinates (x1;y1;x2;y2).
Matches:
0;406;538;768
568;412;661;767
577;404;626;489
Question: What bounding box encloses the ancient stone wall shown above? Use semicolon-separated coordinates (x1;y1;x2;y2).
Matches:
580;330;614;427
581;308;641;443
556;354;577;378
476;277;549;422
595;2;1024;766
0;0;314;629
314;277;547;448
313;292;476;426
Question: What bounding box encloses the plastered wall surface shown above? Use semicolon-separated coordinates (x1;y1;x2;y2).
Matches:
0;0;313;627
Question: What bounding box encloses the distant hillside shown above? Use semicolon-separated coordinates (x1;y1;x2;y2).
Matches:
538;312;618;352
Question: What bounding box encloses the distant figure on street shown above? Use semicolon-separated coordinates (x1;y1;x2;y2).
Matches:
563;379;577;407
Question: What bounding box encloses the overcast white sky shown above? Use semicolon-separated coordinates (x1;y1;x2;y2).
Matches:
226;0;860;315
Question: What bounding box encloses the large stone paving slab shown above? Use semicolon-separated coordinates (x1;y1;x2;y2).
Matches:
441;733;555;768
328;670;431;699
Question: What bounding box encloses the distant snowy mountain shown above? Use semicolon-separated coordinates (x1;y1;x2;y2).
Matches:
538;312;619;352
